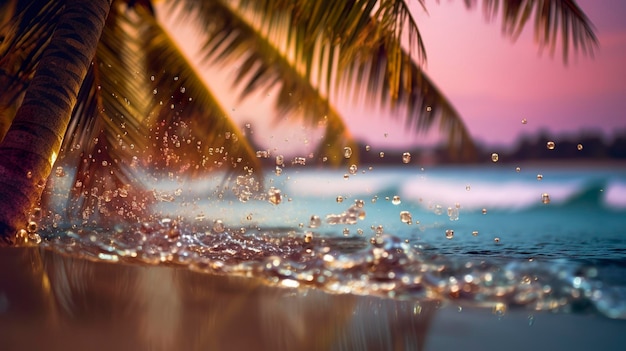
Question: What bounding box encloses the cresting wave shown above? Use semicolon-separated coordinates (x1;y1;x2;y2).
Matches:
285;167;626;211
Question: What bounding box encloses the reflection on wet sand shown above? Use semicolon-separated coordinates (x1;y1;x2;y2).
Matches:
2;247;625;350
0;247;436;351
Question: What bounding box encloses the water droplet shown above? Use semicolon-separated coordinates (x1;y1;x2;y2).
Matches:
521;118;528;124
402;152;411;164
515;167;521;172
304;232;313;243
118;187;128;198
400;211;412;224
546;141;555;150
492;303;506;317
445;229;454;239
379;152;385;158
348;164;358;175
391;195;401;205
343;174;349;180
17;229;28;239
536;174;543;181
101;160;108;167
343;228;350;236
491;153;499;162
472;230;478;236
494;237;500;243
28;232;41;244
482;208;488;215
365;145;371;152
275;166;283;176
447;207;459;221
426;106;432;112
541;193;550;204
336;196;344;203
343;147;352;159
26;221;37;233
275;155;284;166
577;144;583;151
102;190;113;202
309;215;321;228
268;188;282;205
293;157;306;166
55;166;66;177
358;210;365;220
30;207;41;219
26;171;32;179
465;185;471;191
212;220;225;233
354;199;364;208
256;150;269;158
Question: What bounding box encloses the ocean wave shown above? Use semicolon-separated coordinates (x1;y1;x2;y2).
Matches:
605;181;626;209
283;168;625;211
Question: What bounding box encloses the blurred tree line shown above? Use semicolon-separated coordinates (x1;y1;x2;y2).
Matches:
334;129;626;166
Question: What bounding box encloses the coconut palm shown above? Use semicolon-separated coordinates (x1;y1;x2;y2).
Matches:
0;0;597;245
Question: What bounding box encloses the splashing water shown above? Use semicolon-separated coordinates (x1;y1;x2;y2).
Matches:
38;215;626;319
35;166;626;320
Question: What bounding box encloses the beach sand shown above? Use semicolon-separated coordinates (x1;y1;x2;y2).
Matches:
1;247;624;351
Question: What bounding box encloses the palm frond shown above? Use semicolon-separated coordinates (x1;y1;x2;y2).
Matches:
57;3;155;222
344;36;477;161
177;0;428;100
135;6;261;175
56;2;262;222
165;0;360;165
167;0;473;162
473;0;598;62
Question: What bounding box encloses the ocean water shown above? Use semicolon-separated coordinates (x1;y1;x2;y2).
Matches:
39;163;626;320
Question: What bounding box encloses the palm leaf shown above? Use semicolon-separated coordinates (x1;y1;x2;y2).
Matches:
473;0;598;62
135;5;261;174
344;35;477;161
164;0;360;165
58;2;155;222
167;0;471;162
58;2;262;222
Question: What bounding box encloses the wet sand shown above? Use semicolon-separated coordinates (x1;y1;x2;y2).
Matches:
1;247;624;351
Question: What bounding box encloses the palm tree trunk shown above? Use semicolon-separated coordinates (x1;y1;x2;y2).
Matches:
0;0;113;245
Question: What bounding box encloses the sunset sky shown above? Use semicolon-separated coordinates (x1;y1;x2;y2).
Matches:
164;1;626;152
413;0;625;146
346;0;626;148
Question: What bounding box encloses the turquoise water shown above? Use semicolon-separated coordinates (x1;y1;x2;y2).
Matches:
40;164;626;319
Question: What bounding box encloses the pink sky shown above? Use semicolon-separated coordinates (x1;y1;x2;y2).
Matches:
346;0;626;148
164;1;626;153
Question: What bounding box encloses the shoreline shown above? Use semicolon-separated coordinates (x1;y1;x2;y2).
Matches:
1;246;625;350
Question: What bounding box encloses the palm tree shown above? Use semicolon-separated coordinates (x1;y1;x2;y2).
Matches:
0;0;597;245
